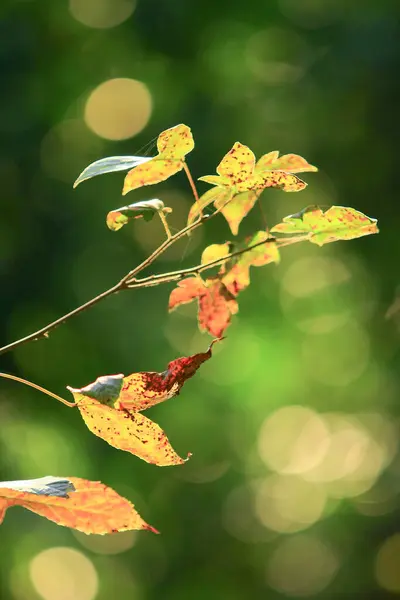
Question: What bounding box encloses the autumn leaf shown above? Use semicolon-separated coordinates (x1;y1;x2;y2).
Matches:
189;143;308;235
169;277;238;337
106;199;172;231
122;124;194;195
256;150;318;173
211;148;317;235
67;342;218;466
270;206;379;246
73;156;152;188
221;233;280;295
0;476;157;534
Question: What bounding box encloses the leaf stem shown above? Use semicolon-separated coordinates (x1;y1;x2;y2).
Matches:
0;372;75;407
183;162;200;208
158;210;172;239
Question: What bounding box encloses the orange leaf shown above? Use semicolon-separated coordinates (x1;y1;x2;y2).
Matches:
68;342;218;465
169;277;238;337
0;476;156;534
123;124;194;194
221;232;280;295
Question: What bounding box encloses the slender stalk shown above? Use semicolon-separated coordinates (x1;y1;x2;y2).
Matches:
158;211;172;239
0;372;75;407
183;162;200;205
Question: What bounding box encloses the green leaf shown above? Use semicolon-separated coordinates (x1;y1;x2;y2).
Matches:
106;199;171;231
270;205;379;245
73;156;152;188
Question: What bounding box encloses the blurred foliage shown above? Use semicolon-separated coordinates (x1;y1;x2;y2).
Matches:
0;0;400;599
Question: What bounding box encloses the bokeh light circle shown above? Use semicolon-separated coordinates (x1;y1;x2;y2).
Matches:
84;78;152;140
30;547;98;600
267;534;339;596
69;0;136;29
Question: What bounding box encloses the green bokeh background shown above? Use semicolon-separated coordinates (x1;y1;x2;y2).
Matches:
1;1;400;599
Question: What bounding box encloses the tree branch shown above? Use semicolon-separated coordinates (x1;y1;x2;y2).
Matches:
0;215;210;357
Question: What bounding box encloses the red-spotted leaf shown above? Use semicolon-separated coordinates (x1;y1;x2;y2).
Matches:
199;142;306;194
195;142;308;235
0;476;157;534
169;277;238;337
122;124;194;195
270;206;379;246
221;233;280;295
67;343;218;465
73;156;152;188
215;149;317;234
106;199;172;231
256;151;318;173
72;399;188;466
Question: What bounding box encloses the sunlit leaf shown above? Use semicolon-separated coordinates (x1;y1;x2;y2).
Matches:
199;142;306;194
214;190;259;236
73;399;188;466
201;242;231;268
67;343;218;465
0;476;157;534
221;233;280;295
73;156;152;188
195;142;308;234
256;151;318;173
106;199;171;231
270;206;379;246
123;124;194;195
169;277;238;337
214;151;317;234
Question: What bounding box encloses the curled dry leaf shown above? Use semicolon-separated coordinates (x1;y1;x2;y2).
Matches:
270;206;379;246
0;476;156;534
123;124;194;195
189;143;310;234
106;199;172;231
67;342;219;466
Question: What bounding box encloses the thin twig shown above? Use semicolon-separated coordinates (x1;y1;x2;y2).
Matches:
158;210;172;239
0;372;75;407
126;234;311;289
183;162;200;205
119;213;210;285
0;215;210;357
